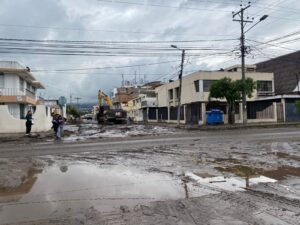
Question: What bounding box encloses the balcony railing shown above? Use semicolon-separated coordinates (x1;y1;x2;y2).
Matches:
141;100;157;107
0;88;36;99
26;89;36;99
257;91;274;97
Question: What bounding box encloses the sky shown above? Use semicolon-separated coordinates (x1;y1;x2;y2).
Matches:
0;0;299;103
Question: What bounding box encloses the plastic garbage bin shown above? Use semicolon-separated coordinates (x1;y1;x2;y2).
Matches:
206;109;224;125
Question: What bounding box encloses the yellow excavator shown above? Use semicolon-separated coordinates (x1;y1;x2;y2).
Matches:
97;90;127;124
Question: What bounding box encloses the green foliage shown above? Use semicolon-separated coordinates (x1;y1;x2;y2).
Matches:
67;105;81;118
209;77;256;124
295;100;300;115
209;77;256;101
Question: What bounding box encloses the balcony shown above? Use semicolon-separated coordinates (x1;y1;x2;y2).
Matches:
257;91;274;97
141;98;157;108
26;89;36;99
0;88;38;105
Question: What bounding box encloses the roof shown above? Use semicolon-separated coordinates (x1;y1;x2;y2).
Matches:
224;64;256;71
255;94;300;101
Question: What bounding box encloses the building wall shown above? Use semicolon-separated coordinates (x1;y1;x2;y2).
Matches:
4;74;19;89
256;51;300;95
156;71;274;107
7;103;21;119
0;105;52;133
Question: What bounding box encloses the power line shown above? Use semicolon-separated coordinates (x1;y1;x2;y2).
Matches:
246;39;296;51
31;60;182;72
0;37;237;44
97;0;233;12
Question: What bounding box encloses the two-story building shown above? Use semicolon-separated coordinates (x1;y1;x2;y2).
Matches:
127;82;162;122
154;65;276;125
0;61;52;133
0;61;45;118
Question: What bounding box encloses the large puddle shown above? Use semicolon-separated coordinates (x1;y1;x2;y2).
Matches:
0;163;186;224
0;162;280;224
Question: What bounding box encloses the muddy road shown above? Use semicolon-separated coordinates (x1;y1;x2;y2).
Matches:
0;125;300;225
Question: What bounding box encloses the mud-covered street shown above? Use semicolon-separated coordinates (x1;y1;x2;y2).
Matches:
1;124;300;225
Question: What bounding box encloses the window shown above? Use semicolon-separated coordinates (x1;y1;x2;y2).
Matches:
19;78;24;91
0;73;4;88
203;80;216;92
175;87;179;99
26;82;30;91
168;89;173;100
194;80;199;92
257;81;272;92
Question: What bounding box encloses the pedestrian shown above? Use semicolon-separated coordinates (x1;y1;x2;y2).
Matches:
56;115;66;139
25;110;33;136
51;114;59;136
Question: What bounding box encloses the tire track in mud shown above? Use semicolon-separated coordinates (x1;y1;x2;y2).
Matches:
2;189;300;225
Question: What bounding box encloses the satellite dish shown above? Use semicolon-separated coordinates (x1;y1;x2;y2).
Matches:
58;96;67;106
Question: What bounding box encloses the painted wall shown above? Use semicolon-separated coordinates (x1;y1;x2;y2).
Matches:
156;71;274;107
7;103;20;119
0;105;52;133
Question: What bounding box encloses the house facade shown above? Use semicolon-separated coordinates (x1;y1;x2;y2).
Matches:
0;61;52;133
124;82;162;122
154;65;275;124
128;94;157;122
256;51;300;122
256;50;300;95
0;61;45;118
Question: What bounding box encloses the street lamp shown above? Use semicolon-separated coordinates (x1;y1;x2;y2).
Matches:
244;15;268;34
171;45;185;126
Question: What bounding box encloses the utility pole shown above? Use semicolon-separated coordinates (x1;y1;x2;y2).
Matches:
171;45;185;126
233;2;253;124
75;97;81;110
70;93;73;106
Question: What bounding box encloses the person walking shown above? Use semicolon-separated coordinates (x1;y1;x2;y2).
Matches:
25;110;33;136
56;115;65;139
51;114;59;136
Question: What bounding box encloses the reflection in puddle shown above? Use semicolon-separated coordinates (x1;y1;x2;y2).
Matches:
0;168;41;197
0;164;185;224
0;163;281;224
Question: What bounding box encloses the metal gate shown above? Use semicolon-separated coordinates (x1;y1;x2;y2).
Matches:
276;103;284;122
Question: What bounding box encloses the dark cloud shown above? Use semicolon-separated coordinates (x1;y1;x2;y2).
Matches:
0;0;298;102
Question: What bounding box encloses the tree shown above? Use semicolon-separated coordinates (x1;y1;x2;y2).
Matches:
209;77;256;124
295;100;300;115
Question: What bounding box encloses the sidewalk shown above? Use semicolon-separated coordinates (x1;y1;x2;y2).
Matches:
147;121;300;130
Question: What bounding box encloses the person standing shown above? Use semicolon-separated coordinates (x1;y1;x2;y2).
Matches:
25;110;33;136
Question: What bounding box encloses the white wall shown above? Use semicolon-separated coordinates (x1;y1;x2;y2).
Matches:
4;74;19;89
0;105;52;133
7;104;20;119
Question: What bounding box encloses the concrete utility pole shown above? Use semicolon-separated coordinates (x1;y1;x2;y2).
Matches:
233;2;253;124
171;45;185;126
233;3;268;124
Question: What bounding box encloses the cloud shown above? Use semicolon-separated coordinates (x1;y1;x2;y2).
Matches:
0;0;299;102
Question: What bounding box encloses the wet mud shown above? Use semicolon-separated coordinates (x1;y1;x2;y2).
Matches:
1;126;300;224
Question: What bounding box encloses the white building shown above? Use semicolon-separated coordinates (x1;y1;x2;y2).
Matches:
129;94;157;122
154;65;276;124
0;61;52;133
